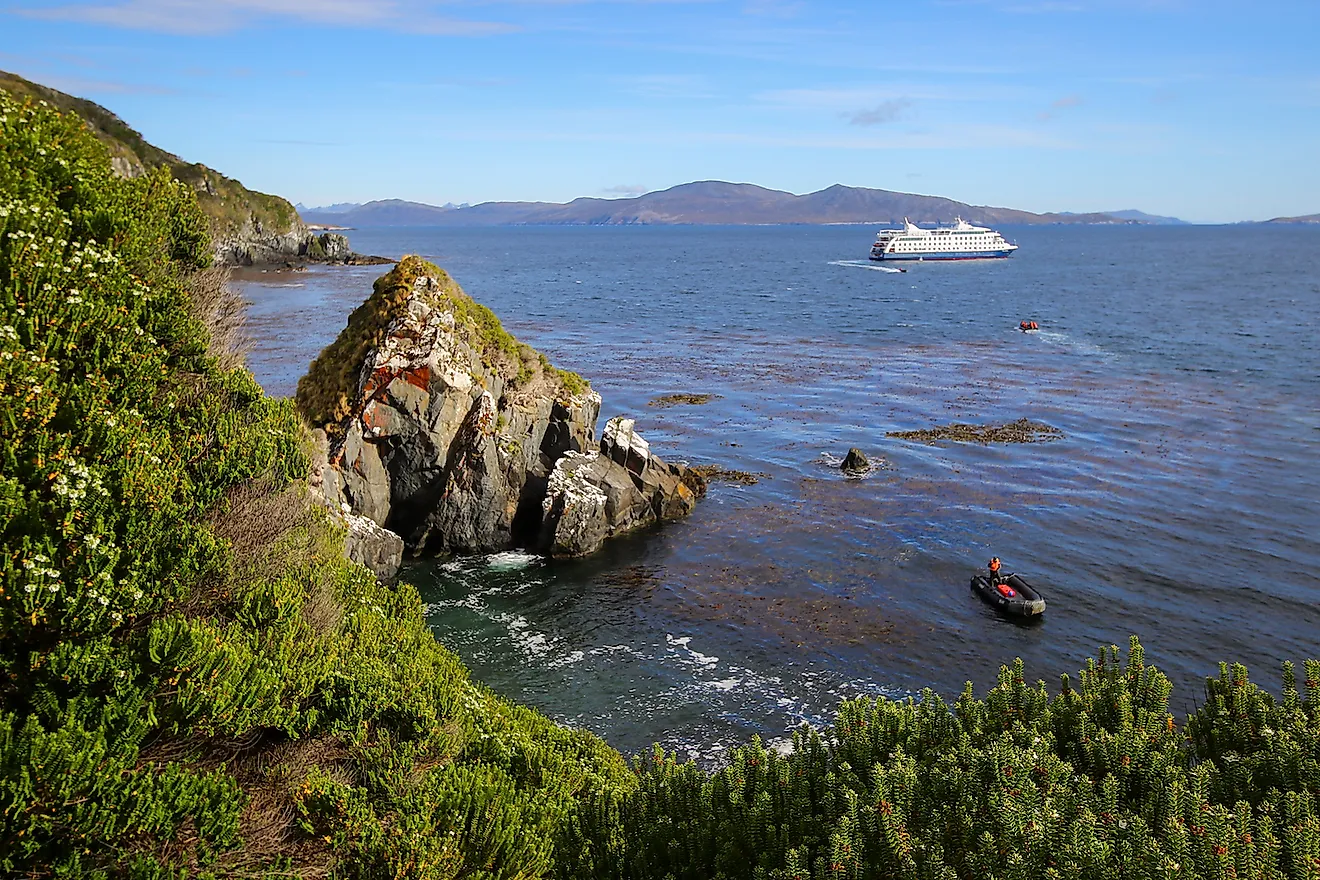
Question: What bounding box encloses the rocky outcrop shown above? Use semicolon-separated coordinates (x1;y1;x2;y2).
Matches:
342;510;405;581
309;431;406;580
841;448;870;473
214;220;362;267
539;418;704;557
300;256;702;559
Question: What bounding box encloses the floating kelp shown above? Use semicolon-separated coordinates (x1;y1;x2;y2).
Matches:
690;464;766;485
649;392;720;407
887;417;1063;445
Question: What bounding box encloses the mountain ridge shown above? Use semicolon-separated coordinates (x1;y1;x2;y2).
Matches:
301;181;1175;228
1264;213;1320;224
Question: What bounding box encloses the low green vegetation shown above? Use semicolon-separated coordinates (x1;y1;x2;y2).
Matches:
4;88;1320;880
296;255;590;431
0;70;302;244
1;89;628;877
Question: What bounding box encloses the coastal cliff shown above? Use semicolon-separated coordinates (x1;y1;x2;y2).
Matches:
0;69;379;267
297;256;703;559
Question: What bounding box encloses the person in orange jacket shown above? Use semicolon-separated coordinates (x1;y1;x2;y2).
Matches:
988;556;1003;585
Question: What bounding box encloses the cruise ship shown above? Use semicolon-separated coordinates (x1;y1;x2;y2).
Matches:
869;217;1018;261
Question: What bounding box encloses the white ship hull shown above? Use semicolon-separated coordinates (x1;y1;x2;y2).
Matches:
869;217;1018;261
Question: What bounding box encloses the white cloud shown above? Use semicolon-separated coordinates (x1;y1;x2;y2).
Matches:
12;0;516;35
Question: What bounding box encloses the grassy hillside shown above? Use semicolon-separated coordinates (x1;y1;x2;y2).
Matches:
0;70;303;244
2;88;1319;880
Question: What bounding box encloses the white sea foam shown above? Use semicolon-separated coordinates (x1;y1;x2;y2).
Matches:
491;612;557;659
828;259;904;274
548;649;585;668
485;551;541;570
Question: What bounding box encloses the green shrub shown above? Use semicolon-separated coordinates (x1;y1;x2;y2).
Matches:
0;89;629;878
5;86;1319;880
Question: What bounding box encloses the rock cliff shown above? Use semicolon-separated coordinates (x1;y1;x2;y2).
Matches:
298;256;703;560
0;69;381;268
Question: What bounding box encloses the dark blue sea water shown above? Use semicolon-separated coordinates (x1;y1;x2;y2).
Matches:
237;224;1320;762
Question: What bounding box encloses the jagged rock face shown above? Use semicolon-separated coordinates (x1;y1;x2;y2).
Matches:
342;510;405;581
321;271;601;554
312;263;703;558
214;223;355;266
538;417;705;557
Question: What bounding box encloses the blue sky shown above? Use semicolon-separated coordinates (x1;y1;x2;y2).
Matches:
2;0;1317;222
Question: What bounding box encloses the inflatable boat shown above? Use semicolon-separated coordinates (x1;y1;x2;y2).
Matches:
970;573;1046;617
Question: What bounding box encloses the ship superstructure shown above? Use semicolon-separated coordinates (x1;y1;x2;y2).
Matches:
869;217;1018;261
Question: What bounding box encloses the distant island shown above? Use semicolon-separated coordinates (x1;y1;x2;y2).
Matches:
1265;213;1320;224
301;182;1188;228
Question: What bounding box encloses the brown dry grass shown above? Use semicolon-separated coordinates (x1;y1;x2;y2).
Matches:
127;735;349;879
186;265;251;371
210;474;315;565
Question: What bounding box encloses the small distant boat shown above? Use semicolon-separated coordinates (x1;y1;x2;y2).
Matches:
1019;320;1039;332
870;217;1019;262
970;573;1046;617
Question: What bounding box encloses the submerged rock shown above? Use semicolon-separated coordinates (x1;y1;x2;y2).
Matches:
841;448;870;473
299;256;702;558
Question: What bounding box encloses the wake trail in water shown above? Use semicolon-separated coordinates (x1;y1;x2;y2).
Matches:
829;259;904;274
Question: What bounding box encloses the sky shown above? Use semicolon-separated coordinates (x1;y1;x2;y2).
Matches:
2;0;1317;222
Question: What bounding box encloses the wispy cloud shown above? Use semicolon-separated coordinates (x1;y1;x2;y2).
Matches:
614;74;714;99
600;184;648;196
1038;94;1082;120
3;69;176;96
844;98;912;126
256;138;340;146
742;0;805;17
10;0;516;36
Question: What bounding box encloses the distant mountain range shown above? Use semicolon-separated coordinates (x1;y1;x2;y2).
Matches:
1058;209;1189;225
1265;214;1320;224
300;182;1186;228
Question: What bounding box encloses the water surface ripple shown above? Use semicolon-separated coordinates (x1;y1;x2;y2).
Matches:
237;224;1320;762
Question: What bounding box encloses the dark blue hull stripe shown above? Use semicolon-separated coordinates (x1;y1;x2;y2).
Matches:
869;250;1015;261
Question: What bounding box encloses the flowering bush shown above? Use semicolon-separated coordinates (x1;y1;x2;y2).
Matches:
0;90;632;877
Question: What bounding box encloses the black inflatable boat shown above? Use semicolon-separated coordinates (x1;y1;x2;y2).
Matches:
970;573;1046;617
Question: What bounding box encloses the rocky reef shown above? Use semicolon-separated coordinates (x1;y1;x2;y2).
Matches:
298;256;703;565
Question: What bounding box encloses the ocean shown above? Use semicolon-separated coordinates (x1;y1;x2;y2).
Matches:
235;223;1320;762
